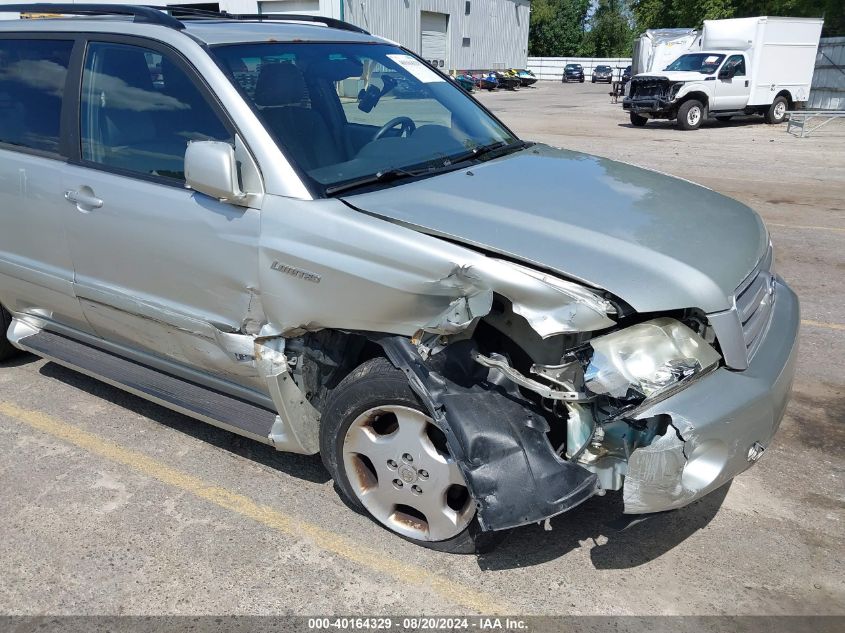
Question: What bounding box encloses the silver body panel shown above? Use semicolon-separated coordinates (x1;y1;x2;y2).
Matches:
0;15;800;523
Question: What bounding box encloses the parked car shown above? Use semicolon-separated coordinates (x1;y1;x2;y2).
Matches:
562;63;584;83
0;4;799;553
622;65;632;84
592;65;613;83
623;16;823;130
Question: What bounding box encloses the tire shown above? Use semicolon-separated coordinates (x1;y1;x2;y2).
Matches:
677;99;706;130
320;357;502;554
591;78;596;84
579;78;584;83
0;305;18;361
715;115;733;122
765;96;789;124
630;112;648;127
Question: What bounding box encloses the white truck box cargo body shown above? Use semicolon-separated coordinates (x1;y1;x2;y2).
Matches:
701;16;823;106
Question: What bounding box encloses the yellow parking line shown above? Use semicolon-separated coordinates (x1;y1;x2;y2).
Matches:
802;319;845;332
768;223;845;234
0;401;510;614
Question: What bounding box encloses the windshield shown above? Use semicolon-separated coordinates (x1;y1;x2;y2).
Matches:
213;42;519;195
566;64;581;70
596;66;611;72
664;53;725;74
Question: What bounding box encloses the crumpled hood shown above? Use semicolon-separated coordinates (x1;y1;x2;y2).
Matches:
342;144;768;314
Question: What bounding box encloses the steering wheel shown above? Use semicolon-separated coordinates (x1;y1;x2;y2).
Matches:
374;116;416;140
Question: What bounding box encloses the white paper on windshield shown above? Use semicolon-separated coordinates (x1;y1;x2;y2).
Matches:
387;54;445;83
704;56;719;63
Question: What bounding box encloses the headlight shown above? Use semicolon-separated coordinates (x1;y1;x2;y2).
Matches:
584;317;720;403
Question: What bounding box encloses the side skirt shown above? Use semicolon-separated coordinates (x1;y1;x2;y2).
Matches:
8;319;279;446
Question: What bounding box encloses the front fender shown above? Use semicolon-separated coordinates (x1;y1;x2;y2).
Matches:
674;82;713;105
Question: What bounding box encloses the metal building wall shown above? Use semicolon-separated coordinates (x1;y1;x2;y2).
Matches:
809;37;845;110
341;0;531;72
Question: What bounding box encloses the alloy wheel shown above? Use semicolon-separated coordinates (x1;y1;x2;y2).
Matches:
342;405;475;541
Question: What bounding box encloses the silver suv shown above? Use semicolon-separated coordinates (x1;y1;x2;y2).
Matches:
0;5;799;552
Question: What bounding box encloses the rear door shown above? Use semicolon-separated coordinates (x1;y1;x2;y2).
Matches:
0;35;91;333
713;54;750;111
61;36;264;387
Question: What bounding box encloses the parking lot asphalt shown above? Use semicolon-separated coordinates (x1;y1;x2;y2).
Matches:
1;81;843;616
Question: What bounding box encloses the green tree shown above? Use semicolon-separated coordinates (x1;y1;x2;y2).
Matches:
528;0;592;57
630;1;843;36
584;0;636;57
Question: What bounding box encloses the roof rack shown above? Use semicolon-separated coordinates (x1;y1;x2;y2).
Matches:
0;2;370;35
4;3;185;29
159;6;370;35
2;3;370;35
216;13;369;35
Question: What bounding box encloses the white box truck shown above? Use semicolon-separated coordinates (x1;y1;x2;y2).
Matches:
623;16;823;130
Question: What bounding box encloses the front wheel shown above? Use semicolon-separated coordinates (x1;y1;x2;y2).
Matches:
0;305;18;361
320;357;496;553
765;96;789;124
677;99;705;130
630;112;648;127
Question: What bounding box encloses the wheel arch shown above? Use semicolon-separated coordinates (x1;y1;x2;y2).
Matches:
676;90;709;110
774;89;794;107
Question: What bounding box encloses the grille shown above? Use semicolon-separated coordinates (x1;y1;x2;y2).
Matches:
734;247;775;361
630;77;672;98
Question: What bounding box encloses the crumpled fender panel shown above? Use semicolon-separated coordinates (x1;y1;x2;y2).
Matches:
378;337;598;532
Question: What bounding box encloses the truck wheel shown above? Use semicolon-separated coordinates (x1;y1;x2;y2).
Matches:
765;96;789;124
320;357;501;554
677;100;705;130
630;112;648;127
0;305;19;361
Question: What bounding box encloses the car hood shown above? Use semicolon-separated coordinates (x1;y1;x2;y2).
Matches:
342;144;768;314
635;71;712;82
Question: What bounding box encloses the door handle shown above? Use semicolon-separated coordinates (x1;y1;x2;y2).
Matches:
64;189;103;210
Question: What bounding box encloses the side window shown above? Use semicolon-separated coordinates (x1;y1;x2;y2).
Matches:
0;38;73;153
80;42;231;181
725;55;746;77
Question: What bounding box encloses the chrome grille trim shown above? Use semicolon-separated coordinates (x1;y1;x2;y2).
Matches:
734;243;775;362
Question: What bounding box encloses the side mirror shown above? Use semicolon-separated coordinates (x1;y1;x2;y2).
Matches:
184;141;246;204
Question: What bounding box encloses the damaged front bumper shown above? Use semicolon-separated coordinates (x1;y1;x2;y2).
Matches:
622;97;675;116
623;277;799;513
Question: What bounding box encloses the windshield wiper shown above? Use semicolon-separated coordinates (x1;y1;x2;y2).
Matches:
325;166;420;196
325;141;530;197
446;139;529;166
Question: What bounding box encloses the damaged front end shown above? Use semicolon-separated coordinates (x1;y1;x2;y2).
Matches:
623;76;684;117
371;312;725;531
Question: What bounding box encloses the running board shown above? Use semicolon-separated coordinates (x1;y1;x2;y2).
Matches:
13;327;280;445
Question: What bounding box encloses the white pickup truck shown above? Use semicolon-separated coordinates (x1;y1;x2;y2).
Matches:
623;16;823;130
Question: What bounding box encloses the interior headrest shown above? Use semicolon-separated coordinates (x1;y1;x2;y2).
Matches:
254;62;308;107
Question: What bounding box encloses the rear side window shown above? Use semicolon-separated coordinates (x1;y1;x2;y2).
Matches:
80;42;231;181
0;38;73;153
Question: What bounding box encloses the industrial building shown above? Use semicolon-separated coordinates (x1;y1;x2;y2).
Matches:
4;0;532;72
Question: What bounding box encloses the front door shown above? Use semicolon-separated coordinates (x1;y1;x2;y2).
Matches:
713;54;749;111
62;37;263;387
